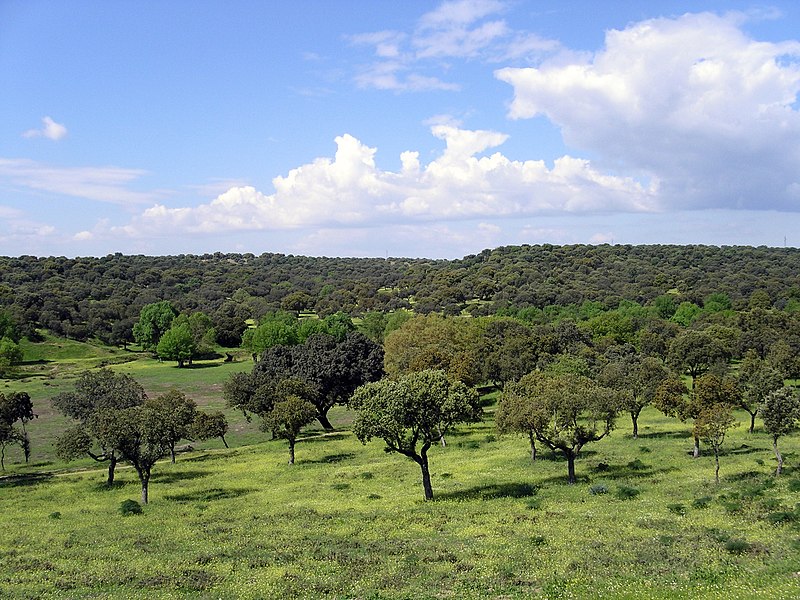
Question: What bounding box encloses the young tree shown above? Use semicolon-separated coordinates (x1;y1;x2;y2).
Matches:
693;403;737;483
156;322;196;367
0;336;23;376
92;405;171;504
350;370;481;500
145;390;197;462
263;395;318;465
600;355;673;438
191;411;229;448
52;368;147;485
0;391;35;463
499;372;621;484
133;300;177;351
760;386;800;475
737;352;785;433
667;329;727;388
0;422;23;470
496;381;539;461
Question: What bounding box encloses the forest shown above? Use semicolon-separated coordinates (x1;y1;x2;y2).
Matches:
2;243;800;599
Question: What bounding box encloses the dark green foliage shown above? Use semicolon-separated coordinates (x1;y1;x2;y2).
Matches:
615;485;640;500
724;539;751;554
589;484;609;495
133;301;177;351
692;496;713;509
119;499;143;516
667;503;687;515
191;411;229;448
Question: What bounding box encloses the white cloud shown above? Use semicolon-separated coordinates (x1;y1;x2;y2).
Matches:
119;125;655;238
349;0;559;92
22;116;68;141
0;159;159;205
496;12;800;211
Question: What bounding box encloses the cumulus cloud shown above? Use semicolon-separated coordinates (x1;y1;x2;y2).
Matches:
22;116;68;141
496;12;800;211
120;125;655;238
0;159;159;205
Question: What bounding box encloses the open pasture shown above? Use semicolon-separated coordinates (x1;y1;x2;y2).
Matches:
2;403;799;599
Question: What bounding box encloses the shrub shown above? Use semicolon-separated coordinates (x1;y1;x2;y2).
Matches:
615;485;640;500
724;539;751;555
667;503;687;516
765;511;797;525
48;511;61;520
589;484;609;496
692;496;713;509
627;459;647;471
119;499;143;516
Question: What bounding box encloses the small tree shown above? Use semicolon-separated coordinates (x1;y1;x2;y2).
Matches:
92;406;171;504
500;372;621;484
145;389;197;462
693;403;737;483
191;411;229;448
760;386;800;475
0;421;23;470
351;370;481;500
52;368;147;485
737;352;784;433
263;395;318;465
0;391;36;463
156;322;196;367
133;300;177;351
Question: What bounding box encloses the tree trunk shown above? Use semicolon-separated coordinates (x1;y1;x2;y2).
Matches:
170;443;176;464
748;411;756;434
220;435;229;449
1;446;5;471
567;451;576;484
288;439;295;465
107;453;117;486
438;426;446;447
316;412;334;431
631;411;639;439
693;435;700;458
528;431;537;462
774;435;783;476
418;446;434;500
141;474;150;504
713;448;720;484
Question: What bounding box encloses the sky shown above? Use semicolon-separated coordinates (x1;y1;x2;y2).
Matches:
3;0;800;259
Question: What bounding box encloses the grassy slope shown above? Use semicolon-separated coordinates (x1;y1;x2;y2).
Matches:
1;400;799;599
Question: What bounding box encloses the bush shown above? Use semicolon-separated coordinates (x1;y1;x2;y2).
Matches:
615;485;640;500
48;511;61;520
589;484;609;496
667;503;687;516
692;496;713;509
119;499;143;516
724;539;751;555
765;511;797;525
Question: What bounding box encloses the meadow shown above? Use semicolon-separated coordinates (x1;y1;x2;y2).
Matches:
2;341;800;599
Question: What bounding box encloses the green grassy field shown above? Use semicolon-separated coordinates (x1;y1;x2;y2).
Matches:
2;394;800;599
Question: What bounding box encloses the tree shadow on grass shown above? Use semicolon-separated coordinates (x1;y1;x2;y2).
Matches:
0;472;53;488
302;452;357;465
164;487;254;503
150;469;210;484
636;430;692;440
590;459;677;480
298;432;349;444
436;481;539;501
184;452;240;464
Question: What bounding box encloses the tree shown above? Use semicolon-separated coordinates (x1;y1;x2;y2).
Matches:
0;391;35;463
693;403;737;483
0;336;23;376
655;373;737;458
737;352;784;433
0;422;23;470
241;311;299;359
760;386;800;475
600;355;674;438
263;395;318;465
499;372;621;484
191;411;229;448
480;317;539;388
132;300;177;351
384;314;482;386
156;322;196;367
145;389;197;462
239;332;384;431
350;370;481;500
52;368;147;486
92;405;172;504
667;329;727;388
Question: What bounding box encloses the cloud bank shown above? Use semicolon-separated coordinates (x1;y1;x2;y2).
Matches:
496;12;800;210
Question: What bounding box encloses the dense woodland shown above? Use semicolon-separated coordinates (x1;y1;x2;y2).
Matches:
1;244;799;348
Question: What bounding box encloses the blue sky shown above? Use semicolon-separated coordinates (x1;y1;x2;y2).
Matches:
3;0;800;258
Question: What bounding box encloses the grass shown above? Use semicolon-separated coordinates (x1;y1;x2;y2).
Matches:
2;337;800;598
2;399;800;598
